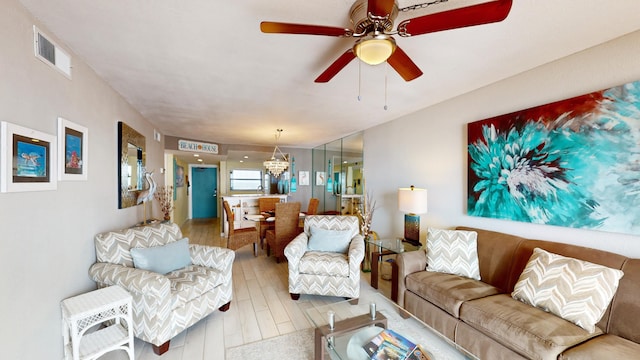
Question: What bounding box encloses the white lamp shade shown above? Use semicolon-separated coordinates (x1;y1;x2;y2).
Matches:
354;39;395;65
398;187;428;214
353;34;397;66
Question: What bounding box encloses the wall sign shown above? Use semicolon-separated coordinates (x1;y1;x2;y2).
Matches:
178;139;218;154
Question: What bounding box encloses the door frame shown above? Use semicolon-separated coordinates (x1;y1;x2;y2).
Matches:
187;164;219;220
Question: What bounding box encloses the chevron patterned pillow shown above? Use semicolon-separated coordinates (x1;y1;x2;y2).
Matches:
512;248;624;333
425;228;481;280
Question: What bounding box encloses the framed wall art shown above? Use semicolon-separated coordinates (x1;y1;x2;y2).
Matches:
315;171;325;186
175;164;185;187
467;79;640;235
299;170;309;186
58;117;88;181
1;121;57;192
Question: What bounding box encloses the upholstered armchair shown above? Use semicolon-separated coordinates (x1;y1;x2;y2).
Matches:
88;222;234;355
284;215;365;302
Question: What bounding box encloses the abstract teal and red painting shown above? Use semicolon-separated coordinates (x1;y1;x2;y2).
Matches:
468;80;640;235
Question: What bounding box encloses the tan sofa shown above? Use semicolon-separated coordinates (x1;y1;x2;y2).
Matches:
396;226;640;359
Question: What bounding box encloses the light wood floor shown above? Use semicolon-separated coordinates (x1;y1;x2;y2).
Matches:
101;218;392;360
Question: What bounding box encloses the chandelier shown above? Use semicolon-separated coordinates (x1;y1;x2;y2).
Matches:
264;129;289;177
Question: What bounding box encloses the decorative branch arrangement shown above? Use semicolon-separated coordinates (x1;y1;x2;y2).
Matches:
356;191;377;239
154;185;175;221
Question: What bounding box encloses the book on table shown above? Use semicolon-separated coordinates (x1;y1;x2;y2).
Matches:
363;328;430;360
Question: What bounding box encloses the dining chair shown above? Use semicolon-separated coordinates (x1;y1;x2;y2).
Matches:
304;198;320;215
257;197;281;245
258;197;281;214
299;197;320;232
266;202;302;263
223;200;258;256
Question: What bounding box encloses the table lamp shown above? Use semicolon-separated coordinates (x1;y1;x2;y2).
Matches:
398;185;428;246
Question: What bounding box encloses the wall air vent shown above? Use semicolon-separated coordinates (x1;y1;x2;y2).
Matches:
33;26;71;79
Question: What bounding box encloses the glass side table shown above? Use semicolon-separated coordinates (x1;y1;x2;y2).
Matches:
366;238;423;303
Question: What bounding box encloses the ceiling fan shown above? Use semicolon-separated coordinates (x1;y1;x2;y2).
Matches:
260;0;512;83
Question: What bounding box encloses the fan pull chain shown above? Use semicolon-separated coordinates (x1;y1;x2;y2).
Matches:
357;60;362;102
399;0;448;12
384;63;388;110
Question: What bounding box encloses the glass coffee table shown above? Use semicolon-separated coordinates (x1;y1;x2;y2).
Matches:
303;291;476;360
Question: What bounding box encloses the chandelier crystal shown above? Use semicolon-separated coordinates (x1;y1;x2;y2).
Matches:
264;129;289;177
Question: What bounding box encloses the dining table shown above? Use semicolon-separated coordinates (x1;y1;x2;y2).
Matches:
244;212;306;248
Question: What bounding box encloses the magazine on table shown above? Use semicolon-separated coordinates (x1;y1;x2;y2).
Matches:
362;328;430;360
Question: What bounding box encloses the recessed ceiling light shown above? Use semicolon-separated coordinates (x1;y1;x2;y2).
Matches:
193;154;200;157
239;160;244;163
243;155;249;159
197;158;203;162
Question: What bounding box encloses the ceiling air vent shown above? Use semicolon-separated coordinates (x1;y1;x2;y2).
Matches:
33;26;71;79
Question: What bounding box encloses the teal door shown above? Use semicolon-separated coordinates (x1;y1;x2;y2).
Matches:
192;167;217;218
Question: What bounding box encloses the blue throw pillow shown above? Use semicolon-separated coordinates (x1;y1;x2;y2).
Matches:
130;238;192;274
308;227;352;253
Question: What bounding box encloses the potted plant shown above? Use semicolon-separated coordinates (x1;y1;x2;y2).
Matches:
154;185;175;221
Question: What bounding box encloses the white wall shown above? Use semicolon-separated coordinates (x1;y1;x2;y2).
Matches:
0;0;164;358
364;30;640;258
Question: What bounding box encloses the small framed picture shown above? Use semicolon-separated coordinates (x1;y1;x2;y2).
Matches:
175;164;185;187
1;121;57;192
315;171;325;186
58;117;88;181
299;170;309;186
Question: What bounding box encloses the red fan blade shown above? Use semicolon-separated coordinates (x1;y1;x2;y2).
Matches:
387;47;423;82
260;22;353;37
368;0;395;17
315;50;357;83
397;0;512;37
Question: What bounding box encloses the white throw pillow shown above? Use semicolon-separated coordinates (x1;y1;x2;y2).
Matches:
425;228;481;280
511;248;624;333
307;227;352;253
130;237;192;274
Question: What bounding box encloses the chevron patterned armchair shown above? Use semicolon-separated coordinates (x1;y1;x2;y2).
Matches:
88;222;234;355
284;215;365;302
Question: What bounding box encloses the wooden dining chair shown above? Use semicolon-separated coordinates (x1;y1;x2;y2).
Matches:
223;200;258;256
258;197;281;214
304;198;320;215
266;202;301;263
257;197;281;246
299;197;320;232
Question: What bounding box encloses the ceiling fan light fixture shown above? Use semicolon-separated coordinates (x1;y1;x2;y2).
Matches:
354;34;396;65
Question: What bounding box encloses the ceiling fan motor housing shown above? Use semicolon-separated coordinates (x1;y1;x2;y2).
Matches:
350;0;398;35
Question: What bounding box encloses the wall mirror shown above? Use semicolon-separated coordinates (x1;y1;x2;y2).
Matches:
118;122;145;208
312;131;363;214
341;132;364;195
